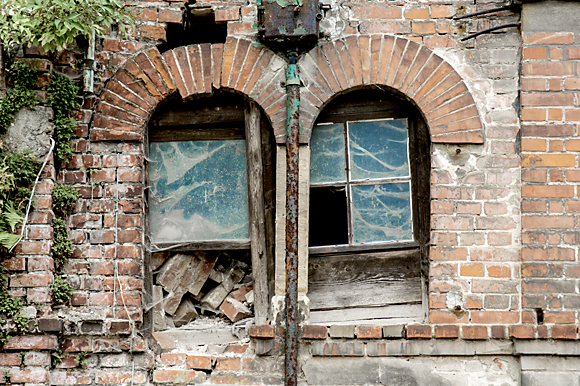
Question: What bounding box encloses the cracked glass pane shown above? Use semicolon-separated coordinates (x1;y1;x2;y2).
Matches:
348;119;409;181
149;140;250;243
351;182;413;243
310;123;346;184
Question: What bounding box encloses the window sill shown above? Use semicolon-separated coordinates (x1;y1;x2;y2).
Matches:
308;240;420;256
151;239;251;252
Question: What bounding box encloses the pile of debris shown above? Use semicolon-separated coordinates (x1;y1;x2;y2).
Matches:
151;251;254;331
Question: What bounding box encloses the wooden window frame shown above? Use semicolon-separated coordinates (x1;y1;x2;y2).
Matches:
145;91;275;323
307;88;431;325
308;90;430;257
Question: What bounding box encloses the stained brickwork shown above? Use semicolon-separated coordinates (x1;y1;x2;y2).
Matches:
521;28;580;329
3;1;580;385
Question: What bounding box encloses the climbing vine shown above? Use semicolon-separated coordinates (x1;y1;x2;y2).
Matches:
0;62;38;132
47;73;79;163
0;0;135;53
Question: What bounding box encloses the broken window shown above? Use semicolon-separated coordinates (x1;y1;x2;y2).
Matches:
307;88;430;325
310;118;413;246
147;91;275;331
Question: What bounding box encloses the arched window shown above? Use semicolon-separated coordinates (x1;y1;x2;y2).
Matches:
308;88;431;325
147;90;275;330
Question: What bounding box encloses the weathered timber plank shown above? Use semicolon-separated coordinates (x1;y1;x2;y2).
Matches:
150;105;244;127
245;98;268;324
149;127;244;142
310;304;423;326
151;240;250;252
308;249;422;310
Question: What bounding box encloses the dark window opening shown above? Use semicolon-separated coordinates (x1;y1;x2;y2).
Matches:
309;187;348;247
158;8;227;53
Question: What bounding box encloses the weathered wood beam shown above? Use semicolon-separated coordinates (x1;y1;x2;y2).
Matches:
245;98;269;324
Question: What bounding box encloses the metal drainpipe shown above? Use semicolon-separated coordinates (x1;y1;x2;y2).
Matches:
83;29;95;93
284;53;300;386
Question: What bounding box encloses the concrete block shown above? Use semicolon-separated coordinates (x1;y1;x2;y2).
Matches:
329;325;355;339
521;356;580;371
383;325;405;338
522;372;576;386
302;358;379;385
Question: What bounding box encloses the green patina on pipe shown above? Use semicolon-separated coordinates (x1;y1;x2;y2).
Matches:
284;54;300;386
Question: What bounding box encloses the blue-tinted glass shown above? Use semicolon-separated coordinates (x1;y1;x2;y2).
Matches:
348;119;409;180
149;140;249;243
310;123;346;184
351;183;412;243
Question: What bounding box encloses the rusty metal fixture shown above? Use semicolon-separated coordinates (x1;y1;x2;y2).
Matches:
258;0;320;55
460;22;521;41
284;54;300;386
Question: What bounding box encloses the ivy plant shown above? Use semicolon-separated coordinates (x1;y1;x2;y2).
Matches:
0;147;39;252
46;73;79;163
0;62;38;133
0;0;135;53
51;274;73;304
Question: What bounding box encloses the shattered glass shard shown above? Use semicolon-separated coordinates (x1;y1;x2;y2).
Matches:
348;119;409;181
149;140;250;243
351;182;413;243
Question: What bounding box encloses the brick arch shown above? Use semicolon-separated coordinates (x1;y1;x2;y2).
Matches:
91;37;290;142
296;35;484;144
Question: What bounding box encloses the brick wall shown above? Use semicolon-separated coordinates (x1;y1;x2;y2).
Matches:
4;1;580;385
521;7;580;334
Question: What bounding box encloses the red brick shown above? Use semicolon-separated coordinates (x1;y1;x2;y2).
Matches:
186;356;212;370
434;325;459;339
161;353;186;366
522;215;575;229
523;32;574;44
249;324;274;338
159;9;182;23
471;311;519;324
302;325;327;339
551;325;577;339
462;325;487;340
509;325;535;339
215;7;240;22
215;357;240;371
544;311;575;324
4;335;58;350
355;325;382;339
429;309;469;324
406;325;432;338
141;25;166;41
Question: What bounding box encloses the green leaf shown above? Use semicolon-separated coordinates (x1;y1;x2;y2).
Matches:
3;205;23;233
0;232;21;250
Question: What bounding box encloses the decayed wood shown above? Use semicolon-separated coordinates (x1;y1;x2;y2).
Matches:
309;241;420;256
245;98;268;324
310;304;422;325
149;126;245;142
150;105;244;127
308;249;422;313
261;113;276;314
151;240;250;252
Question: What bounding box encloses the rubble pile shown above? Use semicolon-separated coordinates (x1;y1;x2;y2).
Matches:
151;251;254;331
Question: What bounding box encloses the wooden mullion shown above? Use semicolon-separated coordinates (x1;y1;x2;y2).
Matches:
245;98;269;324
